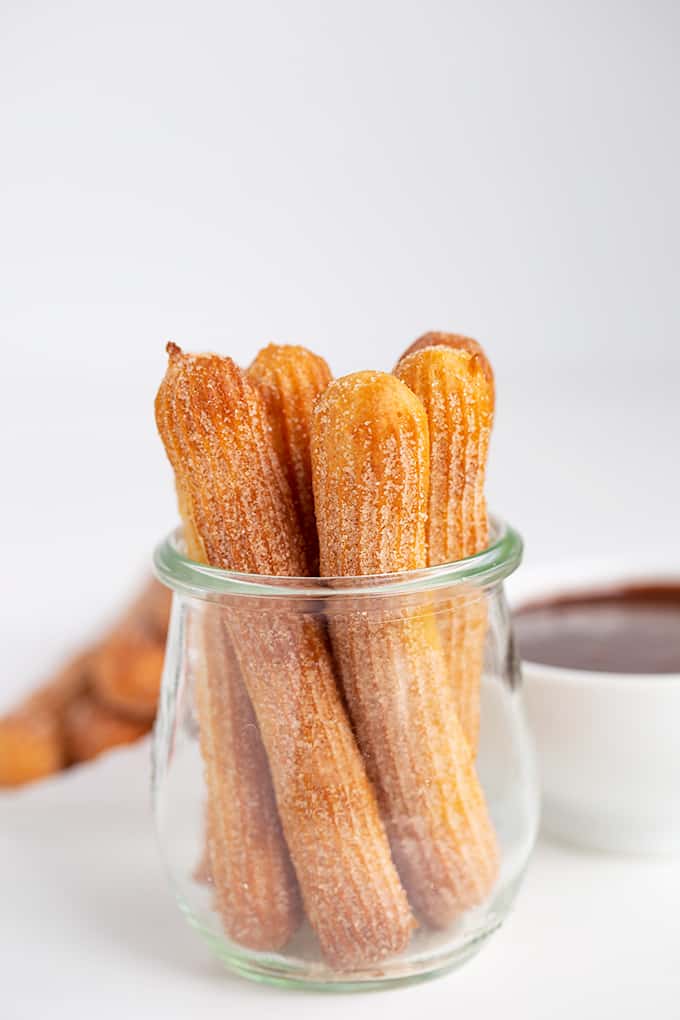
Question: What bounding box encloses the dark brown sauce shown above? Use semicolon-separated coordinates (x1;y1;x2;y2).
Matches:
514;583;680;674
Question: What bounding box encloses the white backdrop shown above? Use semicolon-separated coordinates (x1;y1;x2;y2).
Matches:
1;1;678;690
1;6;680;1017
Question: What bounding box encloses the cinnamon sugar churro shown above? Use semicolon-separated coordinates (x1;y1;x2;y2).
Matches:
63;692;150;763
311;371;499;927
0;710;64;787
0;650;95;785
91;579;170;722
248;344;332;575
0;579;170;788
399;330;495;402
0;689;143;784
0;648;93;784
157;382;303;951
191;606;303;949
155;345;414;968
395;344;494;750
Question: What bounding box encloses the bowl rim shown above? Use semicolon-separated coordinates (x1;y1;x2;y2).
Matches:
511;560;680;686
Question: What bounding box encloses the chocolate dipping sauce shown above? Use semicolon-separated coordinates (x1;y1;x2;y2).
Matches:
514;583;680;674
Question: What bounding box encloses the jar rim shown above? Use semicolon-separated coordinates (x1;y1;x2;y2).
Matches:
153;514;523;600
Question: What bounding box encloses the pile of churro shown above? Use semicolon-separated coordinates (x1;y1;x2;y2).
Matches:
155;332;497;969
0;578;170;787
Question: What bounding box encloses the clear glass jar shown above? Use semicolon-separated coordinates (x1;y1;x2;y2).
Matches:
152;517;538;991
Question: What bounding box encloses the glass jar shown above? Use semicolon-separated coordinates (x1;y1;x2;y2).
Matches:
152;516;538;991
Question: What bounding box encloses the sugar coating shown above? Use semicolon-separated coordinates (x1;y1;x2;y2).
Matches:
192;608;303;949
397;331;495;401
312;371;430;576
248;344;332;575
395;344;494;752
155;346;415;969
311;369;499;927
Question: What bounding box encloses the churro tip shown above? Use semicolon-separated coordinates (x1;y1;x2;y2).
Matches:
396;331;494;391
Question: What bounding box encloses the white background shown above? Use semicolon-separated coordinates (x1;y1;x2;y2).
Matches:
1;2;679;1017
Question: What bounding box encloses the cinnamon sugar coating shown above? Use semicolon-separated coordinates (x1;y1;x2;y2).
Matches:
156;361;303;953
398;331;495;401
155;345;414;968
395;346;494;750
192;605;303;949
248;344;332;575
312;371;499;927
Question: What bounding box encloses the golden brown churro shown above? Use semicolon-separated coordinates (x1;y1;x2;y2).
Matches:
183;484;297;935
90;631;165;723
311;371;498;928
155;345;414;968
192;607;303;948
91;579;170;722
195;342;332;910
157;362;303;952
0;580;170;788
395;345;494;749
248;344;332;575
399;330;495;402
0;711;64;787
62;692;150;763
0;651;91;787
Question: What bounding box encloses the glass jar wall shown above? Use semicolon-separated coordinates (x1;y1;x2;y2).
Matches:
152;518;538;990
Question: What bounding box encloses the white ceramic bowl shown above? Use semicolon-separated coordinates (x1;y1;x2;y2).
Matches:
508;559;680;855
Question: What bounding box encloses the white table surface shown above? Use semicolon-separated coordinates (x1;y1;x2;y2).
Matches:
3;741;679;1020
2;360;679;1018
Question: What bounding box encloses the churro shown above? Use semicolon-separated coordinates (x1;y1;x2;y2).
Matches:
0;651;91;787
311;371;498;927
90;630;165;722
91;579;170;721
158;390;303;952
0;579;170;787
155;345;414;968
395;345;494;749
248;344;332;575
62;692;150;763
0;711;63;787
192;606;303;949
398;331;495;402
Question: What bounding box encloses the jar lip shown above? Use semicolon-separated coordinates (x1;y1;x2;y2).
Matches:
153;514;522;600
